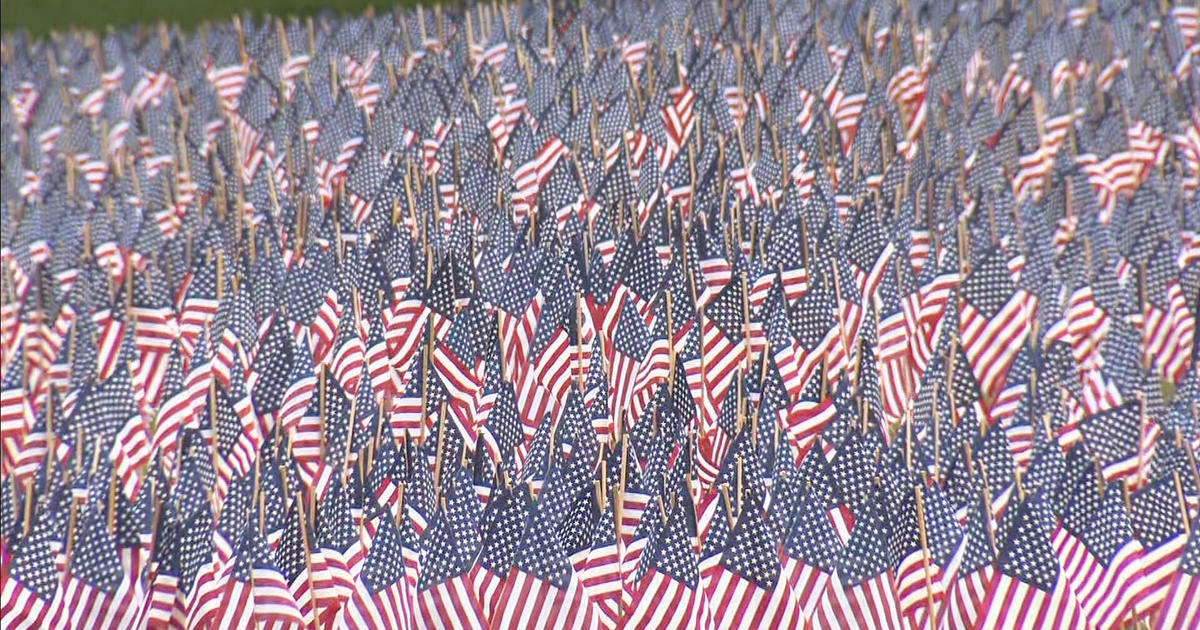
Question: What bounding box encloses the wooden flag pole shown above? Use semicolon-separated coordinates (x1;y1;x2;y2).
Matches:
106;468;120;534
22;478;33;535
342;394;359;480
977;460;997;556
1174;471;1192;536
1178;427;1200;495
62;484;80;579
433;402;448;503
904;410;913;470
576;292;587;392
914;485;939;627
829;261;851;372
736;457;744;517
295;492;320;627
617;436;628;536
719;483;736;529
545;0;555;57
276;19;290;65
1137;262;1149;370
1137;394;1148;488
318;369;327;456
44;394;55;487
740;273;752;371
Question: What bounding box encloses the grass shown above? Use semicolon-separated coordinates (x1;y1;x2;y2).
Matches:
2;0;423;37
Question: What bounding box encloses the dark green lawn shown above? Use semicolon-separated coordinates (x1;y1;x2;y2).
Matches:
2;0;421;36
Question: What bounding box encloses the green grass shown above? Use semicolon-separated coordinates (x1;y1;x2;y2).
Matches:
2;0;424;37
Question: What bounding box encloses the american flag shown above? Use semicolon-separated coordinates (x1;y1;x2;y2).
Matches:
215;527;306;630
811;494;903;630
1;504;61;630
1140;243;1195;385
110;413;152;500
607;297;653;428
942;490;997;630
47;499;141;629
1159;522;1200;630
490;481;600;630
1128;474;1190;617
1051;480;1149;629
573;503;621;630
4;1;1200;628
696;279;746;435
138;513;180;630
315;479;362;623
977;493;1089;630
337;498;414;629
958;250;1036;409
779;489;843;621
272;501;323;627
414;478;487;630
1078;402;1143;488
702;492;803;630
624;496;707;629
891;482;961;630
474;484;533;622
433;310;485;445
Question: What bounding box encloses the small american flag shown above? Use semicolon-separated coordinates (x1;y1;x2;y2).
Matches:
48;499;140;629
337;498;414;629
414;479;488;630
490;484;599;630
215;527;306;630
977;493;1089;630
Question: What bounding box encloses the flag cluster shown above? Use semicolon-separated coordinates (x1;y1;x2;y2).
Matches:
2;0;1200;629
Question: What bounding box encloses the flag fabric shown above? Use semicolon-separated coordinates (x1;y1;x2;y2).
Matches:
1157;523;1200;630
976;493;1091;630
474;484;533;623
2;1;1200;629
46;501;141;630
272;501;325;628
488;496;599;630
941;491;996;630
623;498;708;630
780;489;843;621
414;485;487;630
1129;474;1190;617
337;508;415;630
811;494;904;630
137;516;179;630
1;506;61;630
215;527;306;630
703;493;804;630
1051;481;1148;630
